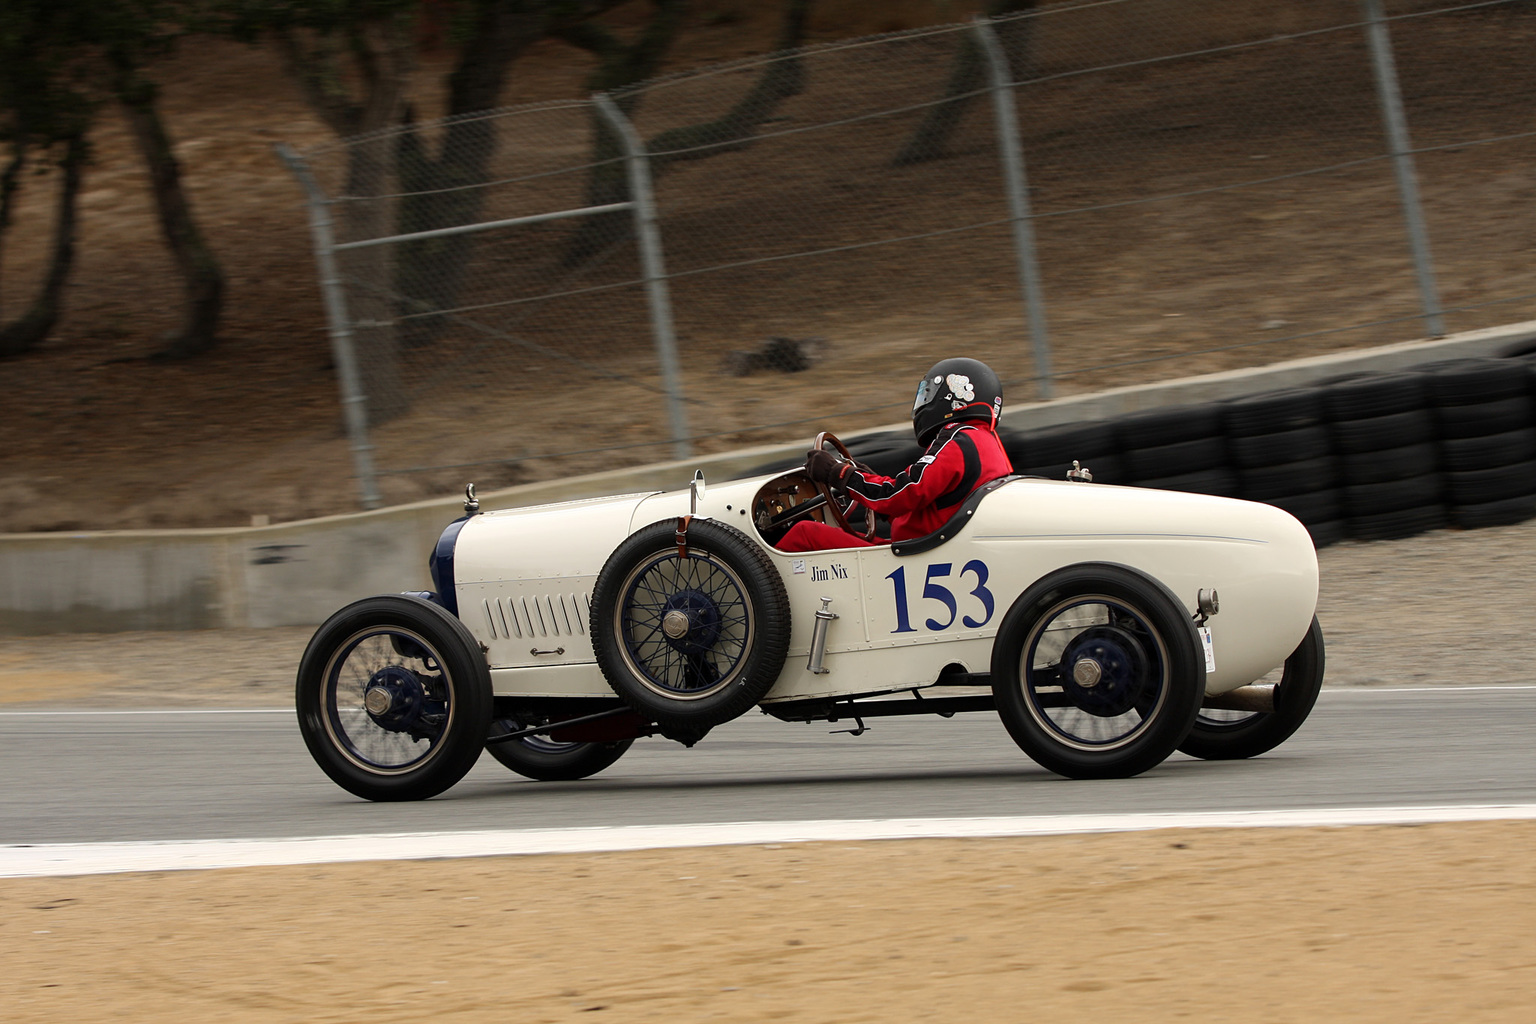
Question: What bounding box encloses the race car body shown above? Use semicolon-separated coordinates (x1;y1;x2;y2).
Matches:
296;441;1325;801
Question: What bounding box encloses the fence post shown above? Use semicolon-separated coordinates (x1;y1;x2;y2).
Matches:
1361;0;1445;339
593;95;692;461
275;144;383;510
974;17;1053;401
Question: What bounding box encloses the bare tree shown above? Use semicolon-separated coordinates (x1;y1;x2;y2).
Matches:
891;0;1036;167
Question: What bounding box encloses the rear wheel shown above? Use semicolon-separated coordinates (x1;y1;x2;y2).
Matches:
992;564;1204;779
296;595;492;801
1178;616;1325;761
485;721;633;781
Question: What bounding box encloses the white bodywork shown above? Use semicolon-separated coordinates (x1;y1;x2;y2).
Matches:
450;475;1319;703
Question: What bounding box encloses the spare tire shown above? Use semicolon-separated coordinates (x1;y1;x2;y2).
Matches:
591;519;791;738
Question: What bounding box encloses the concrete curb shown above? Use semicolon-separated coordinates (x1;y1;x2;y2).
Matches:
5;320;1534;634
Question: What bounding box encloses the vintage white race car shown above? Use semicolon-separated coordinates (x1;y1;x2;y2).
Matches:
296;433;1325;801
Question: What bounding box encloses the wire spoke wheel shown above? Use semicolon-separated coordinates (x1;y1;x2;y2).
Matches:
593;519;791;735
617;549;753;700
993;564;1204;779
297;596;492;801
484;718;633;782
322;627;453;773
1179;616;1325;761
1020;596;1170;752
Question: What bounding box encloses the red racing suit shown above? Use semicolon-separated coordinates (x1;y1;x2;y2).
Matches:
778;419;1014;551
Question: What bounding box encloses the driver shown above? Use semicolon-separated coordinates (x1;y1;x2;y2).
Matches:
776;357;1014;551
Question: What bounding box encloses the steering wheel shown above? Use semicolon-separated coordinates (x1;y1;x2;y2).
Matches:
813;431;877;542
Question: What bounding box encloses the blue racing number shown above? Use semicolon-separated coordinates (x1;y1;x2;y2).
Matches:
885;560;995;634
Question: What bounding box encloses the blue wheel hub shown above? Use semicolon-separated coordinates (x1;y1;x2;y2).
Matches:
660;589;722;656
1058;625;1151;717
362;664;441;737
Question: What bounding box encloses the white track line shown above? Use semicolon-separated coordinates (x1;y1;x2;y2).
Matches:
5;804;1535;879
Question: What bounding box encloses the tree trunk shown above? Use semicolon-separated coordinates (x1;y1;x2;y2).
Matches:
562;0;804;267
891;0;1036;167
113;59;225;360
392;2;543;348
0;132;83;358
0;137;26;315
278;15;415;424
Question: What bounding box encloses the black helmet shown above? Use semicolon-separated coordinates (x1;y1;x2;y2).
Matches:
911;358;1002;446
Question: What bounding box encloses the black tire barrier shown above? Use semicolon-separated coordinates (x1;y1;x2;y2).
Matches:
1122;436;1228;481
1348;503;1449;541
1228;425;1333;468
1342;473;1445;517
1239;457;1336;499
1004;421;1116;464
1435;395;1535;439
1339;442;1438;485
1306;519;1348;548
1321;370;1429;420
1441;428;1536;473
1222;387;1326;437
1113;403;1224;449
1451;492;1536;529
1330;408;1437;455
737;352;1536;552
1135;468;1240;497
1445;459;1536;506
1421;357;1531;405
1267;489;1343;524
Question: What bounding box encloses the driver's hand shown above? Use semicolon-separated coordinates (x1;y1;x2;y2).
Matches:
805;448;850;487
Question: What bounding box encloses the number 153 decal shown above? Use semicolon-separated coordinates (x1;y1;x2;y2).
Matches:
885;561;994;633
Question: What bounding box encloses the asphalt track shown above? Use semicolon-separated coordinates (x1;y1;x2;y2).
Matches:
4;688;1533;858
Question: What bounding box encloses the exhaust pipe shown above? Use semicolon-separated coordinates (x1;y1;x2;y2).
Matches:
1201;684;1276;714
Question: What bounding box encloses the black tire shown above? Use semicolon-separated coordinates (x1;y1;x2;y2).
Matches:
1451;492;1536;529
844;431;923;476
1306;519;1348;549
1446;460;1536;506
1321;370;1428;419
1222;388;1325;437
1340;442;1439;484
1422;358;1530;406
1228;426;1333;468
991;563;1204;780
1239;457;1336;500
1342;473;1443;517
1113;404;1224;448
1436;395;1534;439
296;595;493;802
1135;468;1239;497
1441;428;1536;473
1122;436;1227;481
1019;453;1124;485
1178;616;1325;760
1330;409;1435;455
1347;503;1448;541
591;519;791;736
1265;489;1343;525
485;720;633;781
1006;421;1117;470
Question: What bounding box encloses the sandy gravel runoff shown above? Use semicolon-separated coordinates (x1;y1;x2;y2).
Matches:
6;823;1536;1022
4;521;1536;1021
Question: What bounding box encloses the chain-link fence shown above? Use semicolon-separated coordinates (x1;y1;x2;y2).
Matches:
282;0;1536;509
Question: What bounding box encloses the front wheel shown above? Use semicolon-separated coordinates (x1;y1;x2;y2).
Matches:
992;564;1205;779
1178;616;1325;760
296;595;492;801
